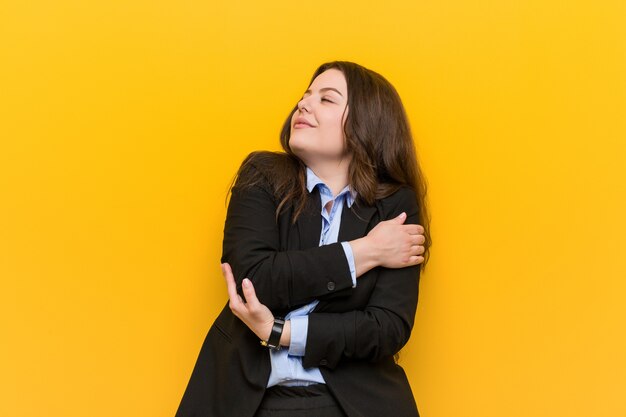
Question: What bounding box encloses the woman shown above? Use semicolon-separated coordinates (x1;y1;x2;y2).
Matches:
176;61;431;417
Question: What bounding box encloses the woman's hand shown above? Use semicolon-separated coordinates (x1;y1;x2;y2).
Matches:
222;262;292;345
350;212;425;276
367;212;425;268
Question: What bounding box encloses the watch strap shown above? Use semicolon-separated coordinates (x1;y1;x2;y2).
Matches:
260;317;285;350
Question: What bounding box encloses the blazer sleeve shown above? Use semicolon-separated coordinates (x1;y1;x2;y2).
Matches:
302;187;422;369
221;164;354;311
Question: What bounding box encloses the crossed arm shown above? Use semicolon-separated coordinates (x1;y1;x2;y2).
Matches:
221;179;425;367
222;215;424;348
222;175;424;311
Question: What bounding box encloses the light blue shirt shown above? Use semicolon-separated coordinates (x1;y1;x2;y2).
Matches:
266;167;357;387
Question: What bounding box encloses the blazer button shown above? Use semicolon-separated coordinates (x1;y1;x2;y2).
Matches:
319;359;328;366
327;281;335;291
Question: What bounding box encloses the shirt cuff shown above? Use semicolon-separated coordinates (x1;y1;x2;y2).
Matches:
288;316;309;357
341;241;357;288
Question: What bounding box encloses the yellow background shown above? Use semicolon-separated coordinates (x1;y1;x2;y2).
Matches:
1;1;625;416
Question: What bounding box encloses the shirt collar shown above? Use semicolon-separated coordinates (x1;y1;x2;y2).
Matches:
306;167;356;208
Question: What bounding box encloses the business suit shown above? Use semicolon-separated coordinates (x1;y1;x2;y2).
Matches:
175;158;422;417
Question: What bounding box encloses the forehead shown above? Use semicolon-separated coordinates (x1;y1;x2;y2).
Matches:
308;68;347;96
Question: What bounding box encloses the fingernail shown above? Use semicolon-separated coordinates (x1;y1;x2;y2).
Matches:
399;212;406;217
242;278;250;287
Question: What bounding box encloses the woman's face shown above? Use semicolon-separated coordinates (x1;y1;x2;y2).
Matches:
289;68;349;166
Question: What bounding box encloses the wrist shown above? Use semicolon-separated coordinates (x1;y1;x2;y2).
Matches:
350;236;380;276
260;317;285;350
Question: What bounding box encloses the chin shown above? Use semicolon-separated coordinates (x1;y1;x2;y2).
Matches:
288;145;311;165
289;145;307;160
288;136;307;153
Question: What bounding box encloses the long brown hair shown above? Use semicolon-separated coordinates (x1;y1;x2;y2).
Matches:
231;61;431;268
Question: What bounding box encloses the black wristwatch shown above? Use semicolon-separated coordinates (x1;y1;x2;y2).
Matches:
260;317;285;351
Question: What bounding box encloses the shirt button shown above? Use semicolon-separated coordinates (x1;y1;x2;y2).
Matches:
327;281;335;291
319;359;328;366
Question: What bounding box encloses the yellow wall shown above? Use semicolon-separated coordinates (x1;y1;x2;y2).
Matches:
1;1;624;416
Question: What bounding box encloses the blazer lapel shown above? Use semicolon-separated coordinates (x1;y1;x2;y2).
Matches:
297;189;379;248
296;187;323;249
286;188;381;311
338;200;378;242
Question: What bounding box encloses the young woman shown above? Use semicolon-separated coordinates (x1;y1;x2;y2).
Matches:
176;61;431;417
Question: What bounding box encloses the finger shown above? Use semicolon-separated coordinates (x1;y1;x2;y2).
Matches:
410;235;426;245
222;263;237;296
408;255;425;265
410;245;425;255
391;212;407;224
241;278;261;309
222;263;244;310
403;224;423;235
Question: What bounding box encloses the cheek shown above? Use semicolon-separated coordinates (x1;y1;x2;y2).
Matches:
320;127;346;153
320;113;345;134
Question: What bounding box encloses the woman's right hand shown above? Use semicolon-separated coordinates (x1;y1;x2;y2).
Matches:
349;212;425;276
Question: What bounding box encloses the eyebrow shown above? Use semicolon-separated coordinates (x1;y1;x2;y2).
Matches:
303;87;344;97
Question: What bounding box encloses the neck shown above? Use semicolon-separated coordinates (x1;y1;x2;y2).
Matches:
307;159;351;196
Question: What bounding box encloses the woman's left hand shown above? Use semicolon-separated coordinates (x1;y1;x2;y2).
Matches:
221;262;275;341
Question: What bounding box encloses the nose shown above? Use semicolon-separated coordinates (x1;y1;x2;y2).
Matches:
297;97;310;113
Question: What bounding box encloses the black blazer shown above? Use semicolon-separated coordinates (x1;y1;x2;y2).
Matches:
176;158;422;417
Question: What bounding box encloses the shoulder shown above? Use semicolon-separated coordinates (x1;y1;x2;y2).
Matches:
377;185;419;220
237;150;287;178
237;151;297;182
232;151;300;203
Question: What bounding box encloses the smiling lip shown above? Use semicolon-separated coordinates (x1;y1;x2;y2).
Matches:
294;117;315;128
